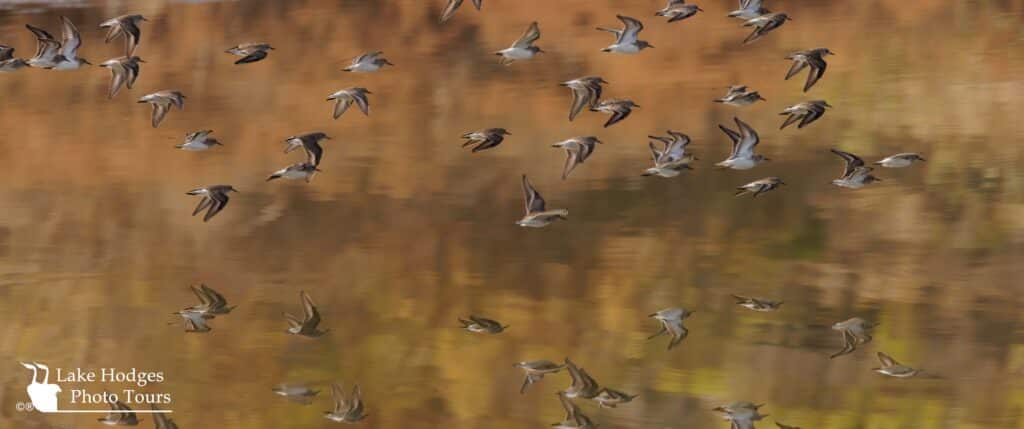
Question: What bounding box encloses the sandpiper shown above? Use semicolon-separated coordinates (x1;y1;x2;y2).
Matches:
561;76;607;121
513;360;565;394
648;307;693;350
138;90;185;128
324;383;367;423
97;398;140;426
830;317;876;358
591;98;638;127
592;388;637;408
26;17;90;69
343;51;393;72
716;117;769;170
516;175;568;227
655;0;703;22
439;0;482;23
283;132;330;166
152;404;177;429
226;42;273;64
284;291;328;337
461;128;510;153
552;136;602;179
0;45;28;72
458;315;508;333
742;12;790;44
563;358;601;399
735;177;785;197
598;15;653;54
714;402;768;429
496;21;543;64
273;383;321;404
780;100;830;129
873;352;921;378
785;48;833;92
176;130;222;151
181;283;235;316
267;163;320;183
553;392;596;429
714;85;765;106
729;0;769;19
875;153;925;168
173;310;213;333
100;56;142;99
831;149;881;189
186;185;237;222
100;14;146;57
326;87;371;119
644;130;697;178
731;294;783;311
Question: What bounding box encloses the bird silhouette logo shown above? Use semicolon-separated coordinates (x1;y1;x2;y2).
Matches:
20;362;61;412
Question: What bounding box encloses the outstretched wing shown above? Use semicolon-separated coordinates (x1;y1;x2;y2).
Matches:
830;148;864;177
513;21;541;48
521;174;546;214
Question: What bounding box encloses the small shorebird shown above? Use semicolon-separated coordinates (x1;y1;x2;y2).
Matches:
284;291;328;337
780;100;830;129
461;128;510;153
516;175;568;227
181;283;235;316
562;358;601;399
151;404;177;429
138;90;184;128
561;76;606;121
655;0;703;22
439;0;482;23
648;307;693;350
173;310;213;333
267;163;320;183
831;149;881;189
875;153;925;168
496;21;542;64
716;117;769;170
742;12;790;44
785;48;833;92
597;15;653;54
98;399;140;426
553;392;596;429
830;317;876;358
100;14;146;57
735;177;784;197
343;51;392;72
458;315;508;334
176;130;222;151
729;0;769;19
714;402;768;429
552;136;602;180
731;294;783;311
226;42;273;64
272;384;321;404
326;87;371;119
26;17;90;69
100;56;142;99
592;388;638;408
283;132;330;166
186;185;237;222
591;98;638;127
0;45;28;71
714;85;765;106
514;360;565;394
873;352;921;378
324;383;367;423
643;130;696;178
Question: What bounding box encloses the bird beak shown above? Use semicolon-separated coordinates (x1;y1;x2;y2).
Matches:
779;181;787;185
600;48;611;52
536;48;545;53
141;17;149;21
137;58;146;63
82;59;92;65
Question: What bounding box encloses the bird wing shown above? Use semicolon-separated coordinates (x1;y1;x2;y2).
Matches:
617;15;643;44
830;149;864;177
439;0;464;23
151;102;169;128
234;50;268;64
718;124;742;156
734;117;760;157
332;98;353;119
797;107;824;128
191;195;212;216
664;132;691;161
666;320;689;349
352;90;370;115
59;16;82;59
331;383;348;413
804;55;828;92
107;63;127;99
124;58;141;88
567;86;592;121
603;104;632;127
203;190;229;222
521;174;546;214
513;21;541;48
648;141;665;165
122;21;141;56
877;352;898;368
561;145;582;180
301;291;321;327
471;0;482;9
26;25;59;60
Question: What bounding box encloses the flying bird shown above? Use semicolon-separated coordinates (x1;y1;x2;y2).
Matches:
267;163;320;183
343;51;393;72
552;392;596;429
560;76;607;121
552;136;602;180
875;153;925;168
779;100;830;129
730;294;783;310
100;14;146;57
283;132;330;166
644;130;697;177
716;117;769;170
591;98;638;127
785;48;833;92
226;42;274;64
99;56;142;98
97;398;140;426
323;383;367;423
655;0;703;23
735;177;785;197
516;175;568;227
326;87;371;119
181;283;235;317
0;45;28;71
495;21;543;64
461;128;511;153
439;0;482;23
830;149;881;189
597;15;653;54
592;388;638;408
562;358;601;399
729;0;770;19
458;315;508;334
648;307;693;350
138;90;185;128
714;85;765;106
873;352;922;378
176;130;222;151
26;17;90;69
830;317;877;358
742;12;790;44
186;185;237;222
284;291;328;337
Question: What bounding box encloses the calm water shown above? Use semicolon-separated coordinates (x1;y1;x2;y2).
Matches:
1;0;1024;428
